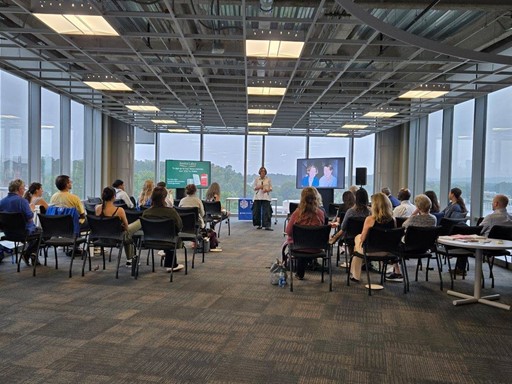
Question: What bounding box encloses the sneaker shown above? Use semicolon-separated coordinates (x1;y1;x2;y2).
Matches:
166;264;184;273
349;274;360;283
157;250;165;256
210;248;222;252
126;260;132;266
386;273;404;282
265;227;273;231
30;253;41;266
20;253;30;266
256;226;262;229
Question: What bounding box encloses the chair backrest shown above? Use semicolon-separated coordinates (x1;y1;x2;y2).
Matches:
87;215;123;241
439;217;467;236
175;206;199;223
178;213;197;234
450;224;482;236
364;227;404;254
46;206;80;235
0;211;28;238
487;224;512;241
344;216;366;238
402;226;441;253
84;202;96;216
38;214;75;238
291;224;331;251
395;217;407;228
289;202;299;215
114;199;128;209
125;209;142;224
139;217;178;244
130;196;137;207
328;203;340;218
203;200;222;216
173;198;181;207
87;197;102;204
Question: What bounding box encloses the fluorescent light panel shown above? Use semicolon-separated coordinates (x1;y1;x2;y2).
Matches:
0;114;19;119
34;14;118;36
248;130;268;135
342;124;368;129
167;128;189;133
248;122;272;127
84;81;131;91
126;105;160;112
399;90;448;99
247;108;277;115
246;40;304;58
363;111;398;118
152;119;177;124
247;87;286;96
327;132;348;137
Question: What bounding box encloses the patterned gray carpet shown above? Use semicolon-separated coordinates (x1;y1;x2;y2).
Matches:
1;219;511;383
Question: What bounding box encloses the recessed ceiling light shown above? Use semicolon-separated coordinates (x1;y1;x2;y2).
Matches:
247;87;286;96
34;14;118;36
246;40;305;58
167;128;189;133
152;119;178;124
248;122;272;127
84;81;132;91
492;127;512;131
363;111;398;118
327;132;349;137
399;84;449;99
342;124;368;129
126;105;160;112
247;109;277;115
248;130;268;135
0;114;19;119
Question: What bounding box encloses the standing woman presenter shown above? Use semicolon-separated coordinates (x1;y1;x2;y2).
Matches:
253;166;273;231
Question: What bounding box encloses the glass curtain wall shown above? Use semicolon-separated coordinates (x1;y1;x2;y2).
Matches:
484;86;512;215
353;134;375;193
246;135;263;198
451;99;474;212
425;110;443;195
70;100;85;199
134;130;156;199
41;88;61;198
0;70;29;197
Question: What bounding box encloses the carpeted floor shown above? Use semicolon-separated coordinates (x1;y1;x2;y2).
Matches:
0;219;511;383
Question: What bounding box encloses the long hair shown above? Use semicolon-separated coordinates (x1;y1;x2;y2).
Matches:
354;188;370;215
138;180;154;206
23;182;42;203
296;187;319;222
425;190;440;213
342;190;355;209
151;186;167;208
206;182;220;201
371;192;393;223
101;187;115;212
450;187;467;212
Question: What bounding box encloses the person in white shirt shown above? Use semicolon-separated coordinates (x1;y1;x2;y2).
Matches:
480;194;512;237
112;179;134;209
392;188;416;218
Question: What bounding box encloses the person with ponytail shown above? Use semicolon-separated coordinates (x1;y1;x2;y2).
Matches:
23;182;48;214
441;187;468;219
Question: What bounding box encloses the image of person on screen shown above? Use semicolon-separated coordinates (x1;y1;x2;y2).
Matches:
319;164;338;187
253;166;273;230
301;164;319;187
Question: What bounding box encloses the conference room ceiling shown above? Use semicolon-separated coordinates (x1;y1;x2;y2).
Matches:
1;0;512;137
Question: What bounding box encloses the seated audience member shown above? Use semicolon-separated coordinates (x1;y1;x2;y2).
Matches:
179;183;206;229
480;194;511;237
393;188;416;218
301;164;319;187
350;192;398;282
138;179;154;210
95;186;134;266
130;187;184;272
205;181;230;217
319;164;337;187
23;182;49;214
112;179;134;209
440;187;467;219
332;190;356;227
0;179;41;265
330;188;370;244
425;190;440;214
156;181;174;208
402;194;437;229
285;187;325;280
348;185;359;196
382;187;400;208
313;187;327;224
50;175;86;226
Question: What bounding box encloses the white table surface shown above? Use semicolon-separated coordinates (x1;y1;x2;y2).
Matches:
437;236;512;310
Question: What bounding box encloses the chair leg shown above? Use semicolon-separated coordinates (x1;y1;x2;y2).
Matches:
135;244;143;279
289;257;294;292
487;255;495;289
115;246;123;279
183;246;188;275
435;253;443;291
169;248;177;282
402;258;410;293
328;252;332;292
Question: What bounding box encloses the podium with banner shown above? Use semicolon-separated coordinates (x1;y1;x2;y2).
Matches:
238;198;253;220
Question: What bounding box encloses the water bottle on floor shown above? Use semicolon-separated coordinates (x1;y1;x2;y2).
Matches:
278;271;286;287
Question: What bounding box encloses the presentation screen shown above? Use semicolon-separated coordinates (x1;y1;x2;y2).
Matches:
165;160;211;189
296;157;346;189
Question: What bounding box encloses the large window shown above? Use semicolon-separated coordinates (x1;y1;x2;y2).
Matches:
309;136;350;202
484;86;512;215
353;134;375;194
203;134;244;202
451;99;474;212
134;129;155;198
41;88;61;198
425;110;443;195
246;135;263;197
70;100;84;199
0;70;28;197
265;136;306;205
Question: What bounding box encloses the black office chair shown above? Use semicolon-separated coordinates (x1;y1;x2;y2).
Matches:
398;226;442;292
177;212;204;272
202;200;230;237
483;224;512;288
340;216;366;272
86;215;126;277
349;226;405;296
395;217;408;228
327;203;341;222
289;224;332;292
38;213;88;278
137;217;180;282
113;199;128;210
0;211;42;276
283;202;299;234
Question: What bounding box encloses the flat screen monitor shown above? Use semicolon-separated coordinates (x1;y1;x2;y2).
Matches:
165;160;211;189
296;157;345;189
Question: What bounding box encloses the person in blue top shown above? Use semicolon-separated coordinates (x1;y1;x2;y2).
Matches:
0;179;39;266
441;187;467;219
381;187;400;208
301;164;319;187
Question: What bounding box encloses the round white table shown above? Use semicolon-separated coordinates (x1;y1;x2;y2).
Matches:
437;236;512;310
